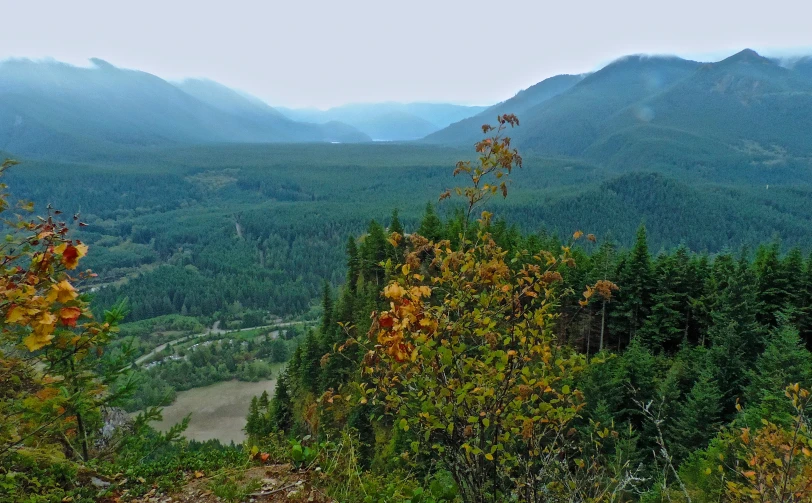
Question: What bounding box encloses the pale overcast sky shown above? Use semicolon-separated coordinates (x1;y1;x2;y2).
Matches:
2;0;811;109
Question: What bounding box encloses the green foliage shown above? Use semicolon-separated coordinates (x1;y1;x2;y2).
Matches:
208;472;261;503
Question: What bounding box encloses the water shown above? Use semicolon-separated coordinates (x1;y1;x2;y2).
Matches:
151;379;277;444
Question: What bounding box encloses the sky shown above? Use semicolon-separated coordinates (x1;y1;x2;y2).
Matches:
2;0;812;109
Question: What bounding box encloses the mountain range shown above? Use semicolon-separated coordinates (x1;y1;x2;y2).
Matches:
0;59;375;158
3;49;812;169
429;49;812;175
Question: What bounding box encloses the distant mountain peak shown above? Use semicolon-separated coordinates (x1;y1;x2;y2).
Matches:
89;58;117;70
718;48;773;66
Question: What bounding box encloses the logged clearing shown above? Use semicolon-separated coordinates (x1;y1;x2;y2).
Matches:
153;379;278;444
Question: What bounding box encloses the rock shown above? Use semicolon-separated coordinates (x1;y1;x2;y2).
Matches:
91;477;111;488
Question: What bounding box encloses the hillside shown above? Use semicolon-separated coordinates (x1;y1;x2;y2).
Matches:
427;49;812;175
0;59;370;159
589;49;812;160
423;73;584;144
279;102;487;140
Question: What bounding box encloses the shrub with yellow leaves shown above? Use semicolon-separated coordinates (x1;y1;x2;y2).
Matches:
0;158;130;464
722;384;812;502
358;123;637;502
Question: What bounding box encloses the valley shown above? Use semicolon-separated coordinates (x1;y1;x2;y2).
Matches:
4;42;812;503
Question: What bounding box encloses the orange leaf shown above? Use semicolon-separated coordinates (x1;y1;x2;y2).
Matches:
59;307;82;327
57;243;88;270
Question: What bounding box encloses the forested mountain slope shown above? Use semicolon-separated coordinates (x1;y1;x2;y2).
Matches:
427;49;812;177
0;59;370;159
6;141;812;323
423;73;584;144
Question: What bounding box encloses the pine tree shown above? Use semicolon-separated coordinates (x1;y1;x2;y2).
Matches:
611;224;653;348
783;247;806;311
389;208;404;235
246;396;261;438
417;202;443;241
300;329;325;394
744;320;812;425
754;241;791;328
258;390;270;409
639;253;683;352
360;220;389;285
320;281;334;339
270;372;293;432
671;366;723;463
800;252;812;347
345;236;360;293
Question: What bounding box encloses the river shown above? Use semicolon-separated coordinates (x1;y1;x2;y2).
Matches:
151;378;277;444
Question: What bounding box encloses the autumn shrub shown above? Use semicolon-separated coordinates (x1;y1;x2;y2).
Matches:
352;117;638;502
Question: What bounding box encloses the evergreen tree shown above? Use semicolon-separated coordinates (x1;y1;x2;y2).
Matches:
800;252;812;347
783;247;806;311
320;281;334;339
754;241;791;328
389;208;404;235
270;372;293;433
258;390;270;409
360;220;389;285
346;236;360;293
671;366;723;463
639;253;683;352
246;396;261;438
300;329;325;394
417;202;443;241
744;320;812;425
611;224;654;347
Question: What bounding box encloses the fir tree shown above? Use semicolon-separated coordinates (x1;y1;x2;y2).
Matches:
389;208;404;235
800;252;812;347
360;220;389;285
417;202;443;242
300;329;325;394
611;224;654;348
754;241;791;328
346;236;360;293
639;253;683;352
270;372;293;433
246;396;261;438
258;390;270;409
744;320;812;425
320;281;334;339
671;366;723;463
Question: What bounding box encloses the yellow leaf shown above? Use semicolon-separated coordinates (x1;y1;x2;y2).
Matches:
194;471;204;479
6;305;26;323
485;453;494;461
23;332;54;351
48;280;78;304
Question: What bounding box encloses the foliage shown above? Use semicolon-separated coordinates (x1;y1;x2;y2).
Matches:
359;119;634;502
0;158;131;468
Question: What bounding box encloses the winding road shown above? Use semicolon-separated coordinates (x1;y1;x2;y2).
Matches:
133;321;303;366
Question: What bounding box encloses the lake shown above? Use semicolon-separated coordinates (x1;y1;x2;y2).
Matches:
152;378;277;444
